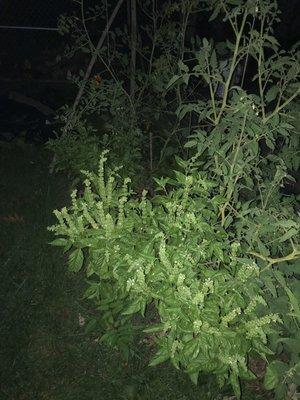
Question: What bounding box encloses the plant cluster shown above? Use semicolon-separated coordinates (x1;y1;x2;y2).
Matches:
49;0;202;178
49;0;300;398
47;123;101;176
49;151;283;398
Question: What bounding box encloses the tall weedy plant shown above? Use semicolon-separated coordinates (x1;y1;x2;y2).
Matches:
49;1;300;398
171;0;300;397
50;0;201;178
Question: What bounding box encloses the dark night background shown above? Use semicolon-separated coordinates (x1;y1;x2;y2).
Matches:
0;0;299;131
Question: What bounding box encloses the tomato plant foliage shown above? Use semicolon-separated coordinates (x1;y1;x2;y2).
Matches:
49;0;300;398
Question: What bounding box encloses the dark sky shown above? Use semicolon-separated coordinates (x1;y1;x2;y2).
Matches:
0;0;298;79
0;0;69;27
0;0;299;45
275;0;300;48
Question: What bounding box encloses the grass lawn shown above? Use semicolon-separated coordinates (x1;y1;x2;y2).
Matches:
0;142;266;400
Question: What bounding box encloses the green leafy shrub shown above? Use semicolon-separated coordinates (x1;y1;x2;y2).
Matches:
49;1;300;398
47;120;143;183
50;0;202;176
263;269;300;399
166;0;300;397
47;123;102;176
49;151;287;398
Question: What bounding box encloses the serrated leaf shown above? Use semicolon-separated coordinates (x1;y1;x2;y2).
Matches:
210;50;217;69
226;40;235;51
122;300;142;315
203;37;209;48
178;60;189;73
182;73;190;85
284;287;300;320
239;368;256;381
248;140;259;157
183;340;200;359
257;240;270;257
264;34;279;46
264;361;289;390
85;318;97;334
254;341;274;357
263;275;277;297
274;270;286;287
274;271;300;318
68;248;84;272
149;350;169;366
184;140;197;148
230;372;241;399
275;220;298;229
143;324;165;333
63;243;72;253
166;75;181;90
278;337;300;353
213;243;224;261
281;261;300;276
195;50;205;67
50;238;69;247
266;86;279;102
174;171;188;185
209;6;220;22
264;363;278;390
188;371;199;385
278;228;298;243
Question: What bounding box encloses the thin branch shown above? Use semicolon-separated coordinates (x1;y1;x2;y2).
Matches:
64;0;125;134
130;0;137;99
81;0;93;50
249;249;300;268
257;16;266;120
264;87;300;123
215;6;248;125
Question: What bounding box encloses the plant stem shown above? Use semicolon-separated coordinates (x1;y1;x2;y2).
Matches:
263;87;300;123
215;8;248;125
64;0;125;134
257;16;266;120
249;249;300;268
220;111;248;226
130;0;137;99
206;54;217;122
